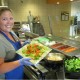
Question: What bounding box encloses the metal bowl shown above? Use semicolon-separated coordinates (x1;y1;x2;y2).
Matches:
45;52;65;64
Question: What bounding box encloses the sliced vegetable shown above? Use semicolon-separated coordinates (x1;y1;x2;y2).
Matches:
22;43;49;60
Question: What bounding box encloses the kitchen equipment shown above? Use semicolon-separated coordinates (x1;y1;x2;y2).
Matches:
24;59;65;79
45;53;65;65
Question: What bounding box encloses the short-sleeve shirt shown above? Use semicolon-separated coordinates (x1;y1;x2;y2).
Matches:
0;33;16;61
0;32;18;79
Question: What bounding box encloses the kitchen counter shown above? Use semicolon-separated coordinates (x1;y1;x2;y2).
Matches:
24;35;80;79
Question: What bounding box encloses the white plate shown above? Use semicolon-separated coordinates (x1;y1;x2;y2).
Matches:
16;41;52;65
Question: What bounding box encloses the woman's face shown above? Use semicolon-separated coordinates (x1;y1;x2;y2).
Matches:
0;11;14;33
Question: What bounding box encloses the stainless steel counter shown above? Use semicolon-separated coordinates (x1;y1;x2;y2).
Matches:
51;35;80;56
35;35;80;57
25;32;39;38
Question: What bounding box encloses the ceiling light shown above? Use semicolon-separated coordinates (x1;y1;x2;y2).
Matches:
70;0;74;1
57;2;60;4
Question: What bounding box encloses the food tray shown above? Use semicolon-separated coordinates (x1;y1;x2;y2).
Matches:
63;47;77;53
64;56;80;79
50;43;64;48
36;37;50;43
57;45;70;51
16;41;52;65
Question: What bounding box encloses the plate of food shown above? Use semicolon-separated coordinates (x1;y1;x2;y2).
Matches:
16;41;52;65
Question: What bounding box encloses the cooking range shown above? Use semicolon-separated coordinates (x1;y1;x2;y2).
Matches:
24;58;65;80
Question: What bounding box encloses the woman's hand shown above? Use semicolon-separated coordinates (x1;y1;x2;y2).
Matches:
19;58;33;66
22;39;31;46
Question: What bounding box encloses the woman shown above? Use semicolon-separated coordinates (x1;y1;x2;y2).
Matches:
0;8;33;79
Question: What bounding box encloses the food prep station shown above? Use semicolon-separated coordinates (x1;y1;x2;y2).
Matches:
23;33;80;79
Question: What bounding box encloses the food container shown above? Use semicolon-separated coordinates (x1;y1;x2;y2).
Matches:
37;37;50;43
57;45;70;51
64;56;80;79
45;52;65;64
63;47;77;53
50;43;64;48
45;41;56;46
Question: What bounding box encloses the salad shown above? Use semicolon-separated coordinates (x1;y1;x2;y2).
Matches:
65;57;80;72
16;41;52;64
22;43;49;60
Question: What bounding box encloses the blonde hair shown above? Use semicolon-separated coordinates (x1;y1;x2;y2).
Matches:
0;7;12;15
